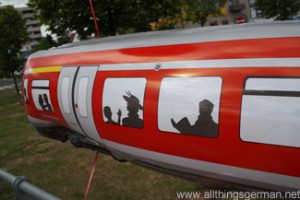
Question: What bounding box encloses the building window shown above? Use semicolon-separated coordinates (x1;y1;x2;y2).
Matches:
158;77;222;137
222;20;229;25
102;78;146;128
241;78;300;148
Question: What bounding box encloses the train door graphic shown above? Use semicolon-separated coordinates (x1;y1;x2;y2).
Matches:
57;66;102;142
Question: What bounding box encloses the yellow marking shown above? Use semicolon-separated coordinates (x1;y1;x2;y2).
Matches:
30;66;62;74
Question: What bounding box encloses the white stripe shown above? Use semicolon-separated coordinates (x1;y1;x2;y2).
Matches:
99;58;300;71
104;139;300;190
24;69;32;75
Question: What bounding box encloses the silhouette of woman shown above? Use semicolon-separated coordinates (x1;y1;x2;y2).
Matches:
171;99;218;137
122;91;143;128
104;106;122;125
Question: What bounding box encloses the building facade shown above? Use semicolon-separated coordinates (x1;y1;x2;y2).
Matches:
17;7;42;54
181;0;262;28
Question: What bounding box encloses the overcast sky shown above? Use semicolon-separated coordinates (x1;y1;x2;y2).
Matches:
0;0;28;7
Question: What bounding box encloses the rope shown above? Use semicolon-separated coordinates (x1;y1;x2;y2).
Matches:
88;0;101;38
84;152;99;200
84;1;101;199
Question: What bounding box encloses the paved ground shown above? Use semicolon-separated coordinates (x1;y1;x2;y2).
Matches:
0;79;21;91
0;79;14;87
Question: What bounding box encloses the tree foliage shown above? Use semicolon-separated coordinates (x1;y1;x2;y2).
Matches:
28;0;181;39
185;0;226;26
255;0;300;20
0;6;28;76
31;34;70;52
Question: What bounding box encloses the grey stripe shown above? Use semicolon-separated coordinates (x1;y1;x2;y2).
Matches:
29;22;300;59
104;139;300;190
27;115;58;127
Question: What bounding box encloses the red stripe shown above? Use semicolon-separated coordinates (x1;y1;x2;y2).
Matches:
27;37;300;69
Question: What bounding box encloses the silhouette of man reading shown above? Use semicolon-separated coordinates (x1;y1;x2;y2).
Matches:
38;93;53;112
171;99;218;137
122;91;143;128
104;106;122;125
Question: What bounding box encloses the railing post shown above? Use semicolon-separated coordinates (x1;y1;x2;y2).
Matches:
12;176;34;200
0;169;61;200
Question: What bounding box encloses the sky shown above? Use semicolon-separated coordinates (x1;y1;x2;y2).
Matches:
0;0;28;7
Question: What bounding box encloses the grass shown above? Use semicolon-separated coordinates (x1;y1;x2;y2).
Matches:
0;88;204;200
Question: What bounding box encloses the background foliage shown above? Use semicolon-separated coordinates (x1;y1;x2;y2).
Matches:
255;0;300;20
28;0;182;39
0;6;28;76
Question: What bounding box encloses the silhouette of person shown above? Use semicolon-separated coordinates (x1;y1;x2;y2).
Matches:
43;93;53;112
23;88;29;104
38;93;53;112
104;106;122;125
122;91;143;128
171;99;218;137
38;94;44;109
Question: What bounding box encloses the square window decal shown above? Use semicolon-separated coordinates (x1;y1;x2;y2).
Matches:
102;78;146;128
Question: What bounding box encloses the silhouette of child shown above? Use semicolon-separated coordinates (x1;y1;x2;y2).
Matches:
104;106;122;125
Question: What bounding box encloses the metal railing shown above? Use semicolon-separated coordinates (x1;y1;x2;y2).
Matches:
0;169;61;200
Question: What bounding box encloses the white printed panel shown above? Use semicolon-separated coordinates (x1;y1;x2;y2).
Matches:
23;79;29;104
246;78;300;91
78;77;89;117
61;77;71;113
32;80;50;87
241;78;300;148
102;78;146;128
158;77;222;137
31;80;53;112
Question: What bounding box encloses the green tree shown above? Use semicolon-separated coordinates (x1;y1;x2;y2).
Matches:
28;0;181;39
0;6;28;77
255;0;300;20
31;34;72;52
185;0;226;27
32;34;56;52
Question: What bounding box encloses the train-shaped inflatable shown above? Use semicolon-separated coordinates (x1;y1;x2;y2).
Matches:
23;21;300;191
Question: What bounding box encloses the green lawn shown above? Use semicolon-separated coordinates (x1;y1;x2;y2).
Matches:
0;88;204;200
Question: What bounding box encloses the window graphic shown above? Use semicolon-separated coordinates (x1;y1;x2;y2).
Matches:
102;78;146;128
241;78;300;148
78;77;89;117
31;80;53;112
61;77;71;113
158;77;222;137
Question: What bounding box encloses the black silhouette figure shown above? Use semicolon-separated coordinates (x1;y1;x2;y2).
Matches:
122;91;143;128
23;88;29;104
171;99;218;137
104;106;122;125
38;93;53;112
